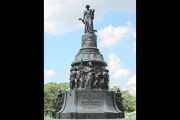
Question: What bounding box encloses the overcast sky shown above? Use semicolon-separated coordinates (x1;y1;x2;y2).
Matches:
44;0;136;96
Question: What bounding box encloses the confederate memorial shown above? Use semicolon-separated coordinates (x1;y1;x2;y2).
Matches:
55;5;125;119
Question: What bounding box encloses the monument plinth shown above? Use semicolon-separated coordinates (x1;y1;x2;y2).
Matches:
55;5;125;119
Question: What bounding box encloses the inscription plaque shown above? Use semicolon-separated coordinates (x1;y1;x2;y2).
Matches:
77;91;105;113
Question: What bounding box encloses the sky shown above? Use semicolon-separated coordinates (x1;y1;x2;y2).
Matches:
44;0;136;96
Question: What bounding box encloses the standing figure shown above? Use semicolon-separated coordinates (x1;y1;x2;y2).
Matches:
85;62;95;89
76;67;81;89
70;67;77;90
70;68;75;90
79;5;95;33
78;61;85;88
101;69;109;90
94;71;102;89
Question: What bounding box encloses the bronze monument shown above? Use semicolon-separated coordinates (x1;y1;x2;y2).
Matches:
55;5;125;119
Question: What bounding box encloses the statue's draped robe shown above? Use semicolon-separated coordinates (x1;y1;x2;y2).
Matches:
84;9;94;33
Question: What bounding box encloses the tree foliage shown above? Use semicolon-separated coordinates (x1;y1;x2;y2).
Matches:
121;90;136;112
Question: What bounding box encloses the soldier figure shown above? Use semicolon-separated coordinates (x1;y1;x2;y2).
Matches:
101;69;109;90
76;67;81;89
70;67;77;90
94;71;102;89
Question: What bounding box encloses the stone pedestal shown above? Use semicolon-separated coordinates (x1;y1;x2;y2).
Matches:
56;90;124;119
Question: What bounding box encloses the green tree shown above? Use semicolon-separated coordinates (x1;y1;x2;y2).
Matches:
44;82;69;116
121;90;136;112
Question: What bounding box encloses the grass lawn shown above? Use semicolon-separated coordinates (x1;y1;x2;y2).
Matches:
44;112;136;120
